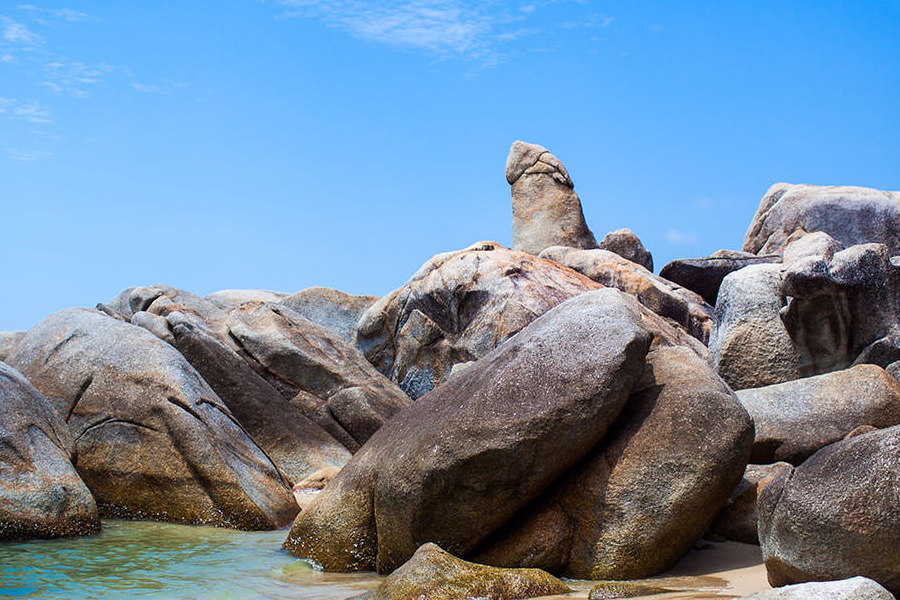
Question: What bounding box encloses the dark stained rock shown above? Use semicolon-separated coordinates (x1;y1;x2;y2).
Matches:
473;346;753;579
708;462;793;545
225;301;411;446
168;318;351;485
507;141;598;255
659;250;781;306
0;361;100;540
0;331;24;362
350;543;570;600
280;286;379;342
283;289;652;573
780;242;900;376
356;241;604;399
598;228;654;272
540;246;713;344
743;183;900;256
758;425;900;594
736;365;900;465
709;264;802;390
7;308;298;530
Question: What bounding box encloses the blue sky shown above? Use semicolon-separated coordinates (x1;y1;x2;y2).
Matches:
1;1;898;331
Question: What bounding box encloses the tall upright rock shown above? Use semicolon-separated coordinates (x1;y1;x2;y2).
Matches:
507;141;598;255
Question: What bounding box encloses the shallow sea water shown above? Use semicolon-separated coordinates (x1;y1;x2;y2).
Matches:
0;520;380;600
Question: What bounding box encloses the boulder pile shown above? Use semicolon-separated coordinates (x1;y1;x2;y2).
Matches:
2;141;899;599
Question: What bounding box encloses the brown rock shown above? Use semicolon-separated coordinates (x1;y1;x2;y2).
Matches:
598;228;654;271
708;462;793;545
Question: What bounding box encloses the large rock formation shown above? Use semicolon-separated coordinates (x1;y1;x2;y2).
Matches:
280;286;379;342
743;183;900;256
205;288;290;306
284;289;652;573
7;308;298;530
225;301;411;446
597;228;653;271
0;361;100;540
351;543;570;600
708;263;802;390
659;250;781;306
507;141;598;255
736;364;900;464
539;246;713;344
0;331;24;362
168;318;351;484
473;347;753;579
740;577;895;600
758;425;900;594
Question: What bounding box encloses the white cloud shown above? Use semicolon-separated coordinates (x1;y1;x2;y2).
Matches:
1;15;42;44
5;147;52;162
665;229;698;245
17;5;95;24
43;60;113;96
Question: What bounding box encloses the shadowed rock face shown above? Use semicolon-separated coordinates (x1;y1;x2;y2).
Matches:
736;365;900;465
507;141;598;256
758;426;900;595
356;242;606;399
284;289;652;574
169;320;351;485
540;246;714;345
473;347;753;579
708;462;793;545
7;308;298;530
351;543;571;600
743;183;900;256
0;361;100;541
659;250;781;306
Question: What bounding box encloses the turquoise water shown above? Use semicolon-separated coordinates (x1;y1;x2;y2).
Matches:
0;520;380;600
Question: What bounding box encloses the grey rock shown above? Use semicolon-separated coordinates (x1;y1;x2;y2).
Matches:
597;228;653;271
743;183;900;256
474;347;753;579
104;284;230;340
130;311;175;345
758;425;900;594
540;246;713;345
0;361;100;540
736;364;900;464
508;141;598;255
708;462;793;545
280;286;379;342
226;301;411;446
709;264;802;390
205;289;290;306
284;289;652;573
0;331;24;362
7;308;297;529
659;250;781;306
741;576;894;600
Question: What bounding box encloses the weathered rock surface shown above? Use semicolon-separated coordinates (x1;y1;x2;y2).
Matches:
103;284;231;340
284;289;652;573
0;361;100;540
709;264;802;390
540;246;713;344
743;183;900;256
279;286;379;342
169;318;351;485
507;141;598;255
659;250;781;306
226;301;411;446
292;466;342;510
708;462;793;545
598;228;653;271
356;242;603;398
0;331;24;362
474;347;753;579
588;581;679;599
758;425;900;594
780;242;900;375
741;576;895;600
350;543;570;600
7;308;298;529
205;288;289;306
736;365;900;464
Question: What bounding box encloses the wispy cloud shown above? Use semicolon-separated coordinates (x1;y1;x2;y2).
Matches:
0;97;53;123
17;5;95;24
272;0;611;62
4;147;53;162
2;15;43;45
665;229;698;245
43;60;113;96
